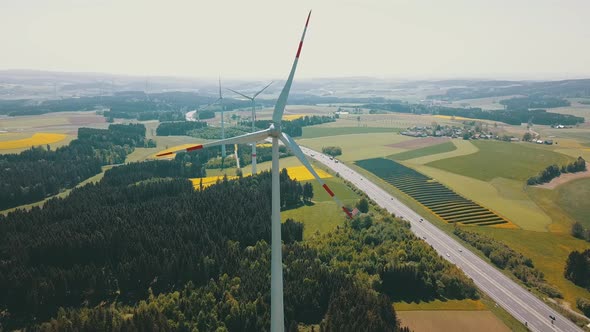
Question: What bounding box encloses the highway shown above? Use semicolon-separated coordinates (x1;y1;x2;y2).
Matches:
299;146;583;332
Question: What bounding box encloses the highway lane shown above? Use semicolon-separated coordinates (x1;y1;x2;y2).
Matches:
299;146;582;332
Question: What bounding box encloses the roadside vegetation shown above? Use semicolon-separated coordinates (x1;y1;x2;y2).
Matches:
564;249;590;292
454;228;563;298
322;146;342;157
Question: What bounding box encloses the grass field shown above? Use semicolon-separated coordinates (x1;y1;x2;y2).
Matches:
356;158;511;227
301;126;396;139
428;140;574;182
556;178;590;229
397;311;511;332
298;133;411;162
413;165;551;231
402;139;478;165
0;132;67;149
471;227;590;311
282;177;360;239
390;141;456;161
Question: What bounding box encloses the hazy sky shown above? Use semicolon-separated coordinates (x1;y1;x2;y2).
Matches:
1;0;589;80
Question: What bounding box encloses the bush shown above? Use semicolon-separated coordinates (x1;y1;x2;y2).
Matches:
577;297;590;317
322;146;342;157
356;198;369;213
537;283;563;298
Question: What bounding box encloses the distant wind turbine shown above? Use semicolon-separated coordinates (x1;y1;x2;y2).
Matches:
227;81;273;174
218;78;226;158
156;11;352;331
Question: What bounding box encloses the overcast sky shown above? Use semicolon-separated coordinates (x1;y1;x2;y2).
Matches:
1;0;589;80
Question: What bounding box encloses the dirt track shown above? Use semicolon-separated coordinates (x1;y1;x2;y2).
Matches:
536;163;589;189
387;136;450;149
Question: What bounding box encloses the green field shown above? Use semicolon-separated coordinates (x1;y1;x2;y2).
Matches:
282;177;360;239
301;126;396;139
391;141;456;161
356;158;509;227
402;140;478;165
298;133;411;162
557;178;590;229
471;227;590;310
414;165;551;231
428;141;574;181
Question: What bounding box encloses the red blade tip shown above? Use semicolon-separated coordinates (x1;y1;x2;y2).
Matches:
186;145;203;152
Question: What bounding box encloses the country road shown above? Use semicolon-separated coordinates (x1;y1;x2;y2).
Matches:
299;146;583;332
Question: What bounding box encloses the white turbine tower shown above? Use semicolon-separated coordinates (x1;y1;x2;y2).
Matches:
217;78;226;158
157;11;352;331
227;81;273;174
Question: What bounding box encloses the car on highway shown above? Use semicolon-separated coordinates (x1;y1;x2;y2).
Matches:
446;253;451;257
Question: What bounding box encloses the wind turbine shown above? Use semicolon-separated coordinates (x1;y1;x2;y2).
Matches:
157;11;352;331
227;81;273;174
217;78;226;158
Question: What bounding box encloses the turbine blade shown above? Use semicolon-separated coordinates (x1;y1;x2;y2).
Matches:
227;88;253;100
272;11;311;125
218;77;223;99
156;128;271;157
280;132;353;218
253;81;273;98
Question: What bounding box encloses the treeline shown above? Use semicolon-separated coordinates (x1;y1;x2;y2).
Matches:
499;96;570;110
572;222;590;242
426;79;590;100
312;215;479;302
363;102;584;126
185;117;334;141
241;115;336;138
322;146;342;157
0;124;149;210
156;121;208;136
527;156;586;185
0;160;417;331
454;227;563;298
564;249;590;291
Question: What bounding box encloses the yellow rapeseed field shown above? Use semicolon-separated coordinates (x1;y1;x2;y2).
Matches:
190;175;238;189
283;165;332;181
434;115;475;121
0;133;67;150
283;114;305;121
189;165;331;189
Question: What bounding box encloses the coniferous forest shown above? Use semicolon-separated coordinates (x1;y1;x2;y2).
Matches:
1;147;478;331
0;124;150;210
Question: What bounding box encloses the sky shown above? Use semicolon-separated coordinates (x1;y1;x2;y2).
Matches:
1;0;589;80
